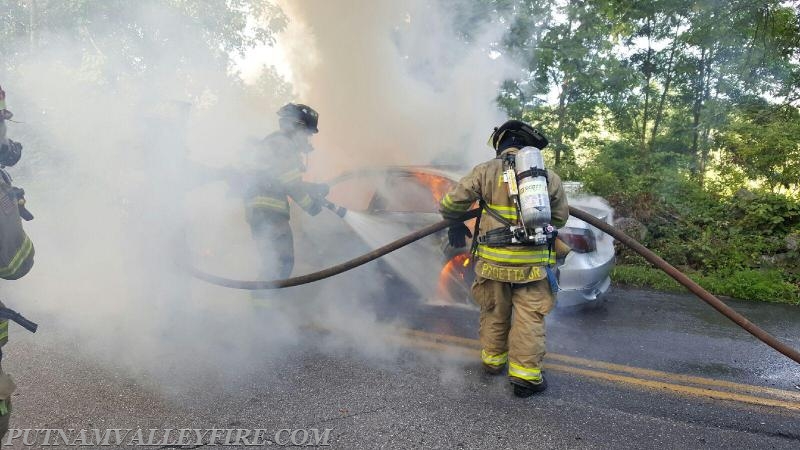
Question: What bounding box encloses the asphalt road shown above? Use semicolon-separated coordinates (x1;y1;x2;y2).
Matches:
2;286;799;449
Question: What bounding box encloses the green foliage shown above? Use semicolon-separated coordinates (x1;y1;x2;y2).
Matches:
716;102;800;190
602;177;800;303
728;190;800;234
498;0;800;189
699;269;800;304
611;265;683;291
497;0;619;168
582;128;800;304
612;265;800;304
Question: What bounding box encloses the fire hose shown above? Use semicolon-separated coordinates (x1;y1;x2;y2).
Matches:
568;206;800;365
188;206;800;366
188;208;480;289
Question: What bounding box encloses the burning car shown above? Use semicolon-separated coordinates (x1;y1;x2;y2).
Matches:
307;166;614;309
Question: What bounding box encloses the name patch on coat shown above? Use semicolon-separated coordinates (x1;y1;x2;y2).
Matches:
475;260;546;283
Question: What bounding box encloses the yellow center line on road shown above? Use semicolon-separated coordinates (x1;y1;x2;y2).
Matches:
547;353;800;403
544;363;800;412
402;328;800;402
395;328;800;412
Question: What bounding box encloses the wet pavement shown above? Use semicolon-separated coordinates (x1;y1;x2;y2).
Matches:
400;287;800;392
2;286;800;449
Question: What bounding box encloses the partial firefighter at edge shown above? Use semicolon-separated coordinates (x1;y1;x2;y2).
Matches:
0;84;39;439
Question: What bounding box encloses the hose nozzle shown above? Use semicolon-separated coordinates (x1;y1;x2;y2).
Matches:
323;200;347;218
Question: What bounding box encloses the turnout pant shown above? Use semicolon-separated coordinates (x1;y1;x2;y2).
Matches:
0;301;13;439
0;362;11;440
471;276;555;382
248;213;295;281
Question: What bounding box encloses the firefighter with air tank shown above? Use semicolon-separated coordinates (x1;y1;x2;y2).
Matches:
439;119;569;397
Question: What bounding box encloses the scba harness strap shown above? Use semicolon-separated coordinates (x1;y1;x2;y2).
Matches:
501;150;549;193
516;167;548;183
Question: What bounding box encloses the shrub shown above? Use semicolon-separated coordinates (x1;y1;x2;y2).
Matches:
699;269;799;304
580;140;800;305
611;265;799;305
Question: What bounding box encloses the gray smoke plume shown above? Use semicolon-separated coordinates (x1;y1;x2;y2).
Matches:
1;2;302;393
1;0;523;396
274;0;517;175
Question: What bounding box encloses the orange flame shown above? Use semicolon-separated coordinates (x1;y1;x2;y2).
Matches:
412;172;452;203
412;171;478;230
436;253;473;304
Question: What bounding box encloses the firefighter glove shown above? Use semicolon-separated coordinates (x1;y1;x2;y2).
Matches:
448;223;473;248
306;196;324;216
307;182;329;199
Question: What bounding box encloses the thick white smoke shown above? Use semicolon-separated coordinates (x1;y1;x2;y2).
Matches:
1;3;303;392
1;0;522;395
273;0;517;175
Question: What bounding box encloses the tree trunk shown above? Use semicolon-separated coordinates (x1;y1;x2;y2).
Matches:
641;16;654;156
698;49;714;186
691;47;707;183
650;24;681;152
554;77;569;168
553;17;574;168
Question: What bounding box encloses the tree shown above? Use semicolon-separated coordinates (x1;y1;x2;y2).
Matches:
593;0;800;184
498;0;617;173
717;101;800;191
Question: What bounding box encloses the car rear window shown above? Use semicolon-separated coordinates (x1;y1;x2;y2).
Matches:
371;174;448;213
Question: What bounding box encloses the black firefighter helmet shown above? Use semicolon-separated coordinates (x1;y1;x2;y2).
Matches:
277;103;319;134
488;119;548;152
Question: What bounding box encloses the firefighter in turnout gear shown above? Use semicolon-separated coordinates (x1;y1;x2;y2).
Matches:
0;85;36;438
242;103;328;281
439;120;568;397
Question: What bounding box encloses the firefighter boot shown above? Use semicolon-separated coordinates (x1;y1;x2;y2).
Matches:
510;375;548;397
482;362;505;375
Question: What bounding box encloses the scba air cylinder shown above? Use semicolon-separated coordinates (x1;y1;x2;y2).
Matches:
515;146;551;228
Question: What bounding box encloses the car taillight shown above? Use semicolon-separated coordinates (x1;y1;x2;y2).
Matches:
559;227;596;253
